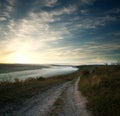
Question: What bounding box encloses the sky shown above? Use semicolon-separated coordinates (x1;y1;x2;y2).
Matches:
0;0;120;65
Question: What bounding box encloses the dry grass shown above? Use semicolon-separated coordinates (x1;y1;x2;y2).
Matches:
79;65;120;116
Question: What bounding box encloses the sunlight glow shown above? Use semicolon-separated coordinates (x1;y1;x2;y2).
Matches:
6;52;31;64
14;57;28;64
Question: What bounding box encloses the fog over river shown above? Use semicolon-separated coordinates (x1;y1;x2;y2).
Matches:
0;65;78;82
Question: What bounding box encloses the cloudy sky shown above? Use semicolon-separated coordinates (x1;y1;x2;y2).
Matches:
0;0;120;64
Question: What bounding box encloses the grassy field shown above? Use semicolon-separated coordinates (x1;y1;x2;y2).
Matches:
79;65;120;116
0;70;80;113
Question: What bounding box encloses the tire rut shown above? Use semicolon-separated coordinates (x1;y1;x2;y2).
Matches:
49;77;91;116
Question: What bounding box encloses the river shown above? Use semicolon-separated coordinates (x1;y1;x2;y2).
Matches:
0;65;78;82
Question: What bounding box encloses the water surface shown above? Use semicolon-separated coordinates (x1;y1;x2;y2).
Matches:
0;65;78;81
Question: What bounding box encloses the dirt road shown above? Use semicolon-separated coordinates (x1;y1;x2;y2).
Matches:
49;77;91;116
3;77;91;116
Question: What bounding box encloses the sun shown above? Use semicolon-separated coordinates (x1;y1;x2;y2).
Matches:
9;55;29;64
15;57;28;64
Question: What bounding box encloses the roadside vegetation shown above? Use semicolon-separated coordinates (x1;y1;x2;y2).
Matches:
0;71;80;113
79;64;120;116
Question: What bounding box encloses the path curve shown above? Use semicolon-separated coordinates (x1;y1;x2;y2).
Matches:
50;77;91;116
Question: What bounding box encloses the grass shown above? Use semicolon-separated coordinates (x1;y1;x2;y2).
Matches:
79;65;120;116
49;91;65;116
0;71;79;113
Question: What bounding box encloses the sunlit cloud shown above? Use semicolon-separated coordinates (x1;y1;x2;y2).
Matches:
0;17;6;22
0;3;77;64
0;0;120;64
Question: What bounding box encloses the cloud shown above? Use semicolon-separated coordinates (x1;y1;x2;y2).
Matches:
7;0;16;6
33;0;58;8
44;0;58;7
85;42;120;51
2;6;118;63
105;8;120;15
51;5;77;15
0;0;16;20
1;4;76;62
0;17;6;22
110;31;120;37
5;3;77;43
71;15;117;30
0;0;119;64
79;0;95;5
